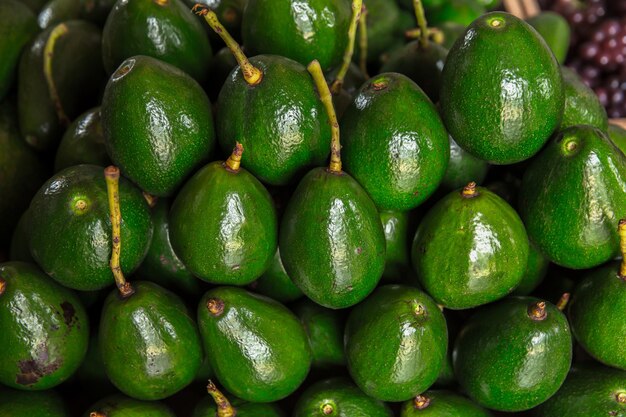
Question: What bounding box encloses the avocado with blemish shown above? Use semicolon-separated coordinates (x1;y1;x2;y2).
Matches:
29;165;153;291
99;281;202;400
519;125;626;269
0;262;89;390
294;377;393;417
512;242;549;295
440;12;564;164
345;285;447;402
251;248;303;303
439;135;489;191
527;11;570;64
84;394;176;417
380;210;412;281
453;296;572;411
192;394;285;417
102;55;215;197
400;390;492;417
197;286;311;402
0;388;70;417
37;0;81;29
560;66;608;131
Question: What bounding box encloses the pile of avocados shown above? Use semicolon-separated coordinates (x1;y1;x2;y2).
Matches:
1;0;626;416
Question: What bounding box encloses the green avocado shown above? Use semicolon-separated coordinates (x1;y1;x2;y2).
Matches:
241;0;350;71
512;242;549;295
400;390;492;416
29;165;153;291
453;296;572;411
216;55;331;186
280;167;386;309
0;388;70;417
380;210;412;281
99;281;202;400
294;377;393;417
37;0;81;29
440;12;564;165
102;55;215;197
0;0;38;102
560;67;608;131
527;11;570;64
518;125;626;269
345;285;447;402
341;73;449;211
609;123;626;154
427;0;485;27
102;0;212;83
169;154;277;285
192;393;285;417
197;286;311;402
250;247;303;303
530;364;626;417
0;262;89;390
412;183;529;309
440;135;489;191
84;394;176;417
54;107;110;172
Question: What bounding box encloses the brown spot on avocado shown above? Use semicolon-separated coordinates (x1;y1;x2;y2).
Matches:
60;301;76;327
16;345;62;386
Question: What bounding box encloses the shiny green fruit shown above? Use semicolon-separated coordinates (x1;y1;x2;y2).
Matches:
400;390;492;417
0;388;70;417
560;66;608;131
380;210;412;281
440;135;489;191
37;0;81;29
513;242;549;295
609;123;626;154
84;394;176;417
250;248;303;303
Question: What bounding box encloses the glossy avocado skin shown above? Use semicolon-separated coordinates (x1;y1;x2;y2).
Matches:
453;296;572;411
560;67;608;131
102;55;215;197
102;0;212;83
242;0;350;71
99;281;202;400
217;55;331;186
251;248;303;303
0;262;89;390
0;0;38;102
412;186;529;309
380;210;412;281
530;364;626;417
568;262;626;370
400;390;492;417
280;168;386;309
0;388;70;417
294;377;393;417
84;394;176;417
37;0;81;29
54;107;110;172
29;165;153;291
440;136;489;191
193;396;285;417
341;73;449;211
440;12;564;165
169;161;277;285
519;125;626;269
512;242;549;295
197;287;311;403
527;11;570;64
345;285;447;402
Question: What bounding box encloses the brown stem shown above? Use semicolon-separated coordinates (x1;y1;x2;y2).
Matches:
556;293;570;311
207;298;225;316
358;5;369;78
461;182;478;198
414;395;431;410
207;380;236;417
89;412;107;417
224;142;244;172
142;192;158;208
321;403;334;415
330;0;362;95
44;23;70;127
0;278;6;296
619;219;626;279
528;301;547;321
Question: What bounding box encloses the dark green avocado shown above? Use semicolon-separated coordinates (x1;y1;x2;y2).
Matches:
560;66;608;131
609;123;626;155
440;12;564;164
184;0;247;48
78;0;117;25
345;285;447;402
400;390;492;416
0;262;89;390
453;296;572;411
102;55;215;197
84;394;176;417
250;247;303;303
440;135;489;191
512;241;549;295
527;11;570;64
10;210;34;263
380;210;412;281
0;388;70;417
37;0;81;29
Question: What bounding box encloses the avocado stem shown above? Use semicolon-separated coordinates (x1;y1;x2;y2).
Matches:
617;392;626;404
307;60;342;173
89;412;106;417
358;5;369;78
0;278;6;296
556;293;570;311
104;166;135;298
461;182;478;198
142;192;158;208
414;395;431;410
207;298;225;316
207;380;236;417
619;219;626;279
192;4;263;86
330;0;362;95
321;403;334;415
412;0;429;48
404;27;445;45
527;301;547;321
225;142;244;172
43;23;70;127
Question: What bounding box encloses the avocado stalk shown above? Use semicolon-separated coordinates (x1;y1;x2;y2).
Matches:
461;181;478;198
321;403;334;415
0;277;5;296
358;5;369;78
617;392;626;404
193;4;263;86
405;0;443;46
307;60;342;173
104;166;135;298
330;0;363;95
43;23;70;127
527;301;547;321
413;394;431;410
224;142;244;172
89;412;106;417
207;380;237;417
207;298;225;316
142;192;158;208
619;219;626;279
556;293;570;311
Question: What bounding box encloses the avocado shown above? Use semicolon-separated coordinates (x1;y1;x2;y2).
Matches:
380;210;412;281
37;0;81;29
184;0;247;48
99;281;202;400
440;12;564;164
412;183;529;309
0;388;70;417
294;377;393;417
560;66;608;131
609;123;626;154
345;285;447;401
197;286;311;402
102;0;212;83
453;296;572;411
519;125;626;269
102;55;215;197
512;242;549;295
400;390;492;416
84;394;176;417
250;247;303;303
440;135;489;191
29;165;153;291
527;11;570;64
0;262;89;390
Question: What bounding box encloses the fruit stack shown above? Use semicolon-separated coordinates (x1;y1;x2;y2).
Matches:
0;0;625;416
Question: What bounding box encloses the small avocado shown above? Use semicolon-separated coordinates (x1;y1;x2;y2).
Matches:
345;285;447;402
400;390;492;416
609;123;626;155
512;242;549;295
99;281;203;400
0;388;70;417
440;135;489;191
560;66;608;131
519;125;626;269
0;262;89;390
37;0;81;29
102;55;215;197
84;394;176;417
29;165;153;291
453;297;572;411
527;11;570;64
440;12;564;164
197;286;311;402
294;377;393;417
380;210;412;281
412;183;529;309
250;247;303;303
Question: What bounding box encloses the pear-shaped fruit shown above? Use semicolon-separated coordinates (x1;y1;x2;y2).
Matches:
400;390;492;417
84;394;176;417
0;388;70;417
